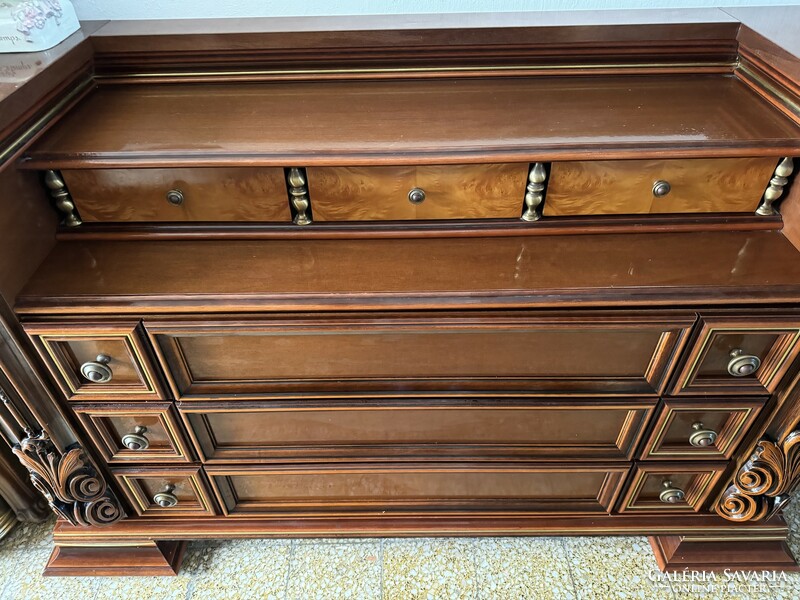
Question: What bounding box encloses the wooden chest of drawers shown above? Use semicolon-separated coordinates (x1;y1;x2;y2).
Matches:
6;12;800;577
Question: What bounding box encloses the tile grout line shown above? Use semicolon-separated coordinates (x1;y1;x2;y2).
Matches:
379;538;385;600
284;538;295;600
560;537;582;600
471;538;480;600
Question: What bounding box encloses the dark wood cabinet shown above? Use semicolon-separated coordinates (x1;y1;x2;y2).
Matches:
5;9;800;577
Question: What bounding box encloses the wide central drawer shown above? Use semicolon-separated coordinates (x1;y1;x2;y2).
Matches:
181;399;654;462
147;312;694;397
207;463;629;516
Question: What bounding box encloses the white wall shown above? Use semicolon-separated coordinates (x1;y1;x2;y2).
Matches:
71;1;800;20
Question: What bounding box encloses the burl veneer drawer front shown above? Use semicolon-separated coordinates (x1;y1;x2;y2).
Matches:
207;463;629;516
307;164;528;221
113;466;216;517
544;158;777;216
61;168;291;222
670;316;800;396
181;400;654;462
147;313;694;397
618;463;727;513
639;398;764;460
24;321;164;401
73;403;193;463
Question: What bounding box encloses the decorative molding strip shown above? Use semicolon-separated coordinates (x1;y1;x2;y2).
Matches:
756;157;794;216
522;163;547;222
287;167;312;226
715;431;800;522
12;430;125;527
44;170;82;227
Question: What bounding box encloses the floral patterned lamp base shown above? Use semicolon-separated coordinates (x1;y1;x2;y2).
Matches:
0;1;79;53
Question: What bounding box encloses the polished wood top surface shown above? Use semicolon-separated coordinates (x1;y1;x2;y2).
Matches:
15;231;800;313
21;74;800;168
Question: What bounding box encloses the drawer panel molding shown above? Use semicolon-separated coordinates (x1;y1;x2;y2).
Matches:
619;463;727;513
147;313;695;398
207;463;630;516
113;466;216;517
73;403;194;463
180;399;654;462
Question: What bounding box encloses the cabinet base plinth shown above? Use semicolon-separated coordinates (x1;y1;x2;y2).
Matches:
43;540;186;576
649;534;799;572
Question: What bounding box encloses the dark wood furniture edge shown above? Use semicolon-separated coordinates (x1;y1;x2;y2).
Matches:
649;531;799;572
44;540;185;576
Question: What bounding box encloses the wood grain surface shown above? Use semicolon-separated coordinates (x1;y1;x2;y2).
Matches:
308;164;527;221
21;75;800;168
544;157;777;215
63;167;291;222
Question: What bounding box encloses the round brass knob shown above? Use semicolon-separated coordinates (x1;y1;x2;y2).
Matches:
727;348;761;377
79;354;113;383
407;187;426;204
153;485;178;508
166;189;184;206
652;180;671;198
121;426;150;451
689;422;718;448
659;480;686;504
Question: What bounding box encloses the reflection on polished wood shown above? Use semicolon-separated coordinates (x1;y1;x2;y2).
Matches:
545;158;777;215
308;164;527;221
21;76;800;167
63;168;291;222
15;231;800;313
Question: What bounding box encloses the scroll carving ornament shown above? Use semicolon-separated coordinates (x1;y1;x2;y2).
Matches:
12;430;125;527
715;431;800;522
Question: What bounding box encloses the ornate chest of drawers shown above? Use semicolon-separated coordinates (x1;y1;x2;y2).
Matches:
5;12;800;576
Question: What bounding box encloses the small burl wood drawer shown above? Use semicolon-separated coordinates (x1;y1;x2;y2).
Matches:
544;157;777;216
670;316;800;396
618;463;727;513
61;167;291;222
639;398;764;460
207;463;629;516
147;312;694;398
24;321;165;401
113;466;216;517
181;400;654;462
306;164;528;221
73;403;193;463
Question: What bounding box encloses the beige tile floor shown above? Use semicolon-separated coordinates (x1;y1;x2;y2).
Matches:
2;503;800;600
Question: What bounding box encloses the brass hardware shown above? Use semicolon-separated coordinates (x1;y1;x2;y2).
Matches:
689;422;718;448
659;480;686;504
287;167;312;225
79;354;113;384
522;162;547;222
652;180;671;198
153;485;178;508
757;157;794;216
166;189;184;206
727;348;761;377
407;187;426;204
121;426;150;451
44;170;82;227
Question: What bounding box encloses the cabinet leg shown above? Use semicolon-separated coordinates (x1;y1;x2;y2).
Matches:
44;540;187;576
649;533;799;572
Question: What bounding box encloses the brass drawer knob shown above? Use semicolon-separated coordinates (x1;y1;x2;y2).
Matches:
79;354;113;383
652;180;671;198
727;348;761;377
121;426;150;451
407;187;426;204
659;480;686;504
153;485;178;508
166;189;184;206
689;422;718;448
